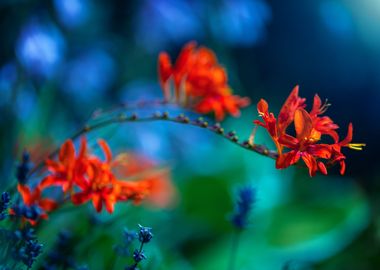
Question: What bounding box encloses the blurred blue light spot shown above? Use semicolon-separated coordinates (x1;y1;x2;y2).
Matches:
62;49;115;100
54;0;90;28
211;0;271;47
320;1;353;37
15;83;37;121
0;63;18;107
135;0;202;52
16;21;65;79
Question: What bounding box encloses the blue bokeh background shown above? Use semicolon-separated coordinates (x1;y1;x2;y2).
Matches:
0;0;379;269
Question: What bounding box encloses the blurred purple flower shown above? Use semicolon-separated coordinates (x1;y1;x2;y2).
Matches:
210;0;271;47
54;0;91;28
134;0;203;53
61;49;116;100
16;20;65;79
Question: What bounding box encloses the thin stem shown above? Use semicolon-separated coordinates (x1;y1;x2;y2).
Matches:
27;111;278;179
228;230;241;270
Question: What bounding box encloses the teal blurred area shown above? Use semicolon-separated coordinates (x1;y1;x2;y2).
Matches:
0;0;379;269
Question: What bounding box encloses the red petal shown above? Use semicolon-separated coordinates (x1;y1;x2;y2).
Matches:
278;134;299;149
71;191;91;205
278;85;306;133
158;52;172;83
17;184;33;206
294;108;313;142
310;94;322;117
301;153;317;177
339;123;353;146
317;161;328;175
307;144;332;159
98;139;112;163
276;151;300;169
174;41;196;83
92;194;102;212
340;160;346;175
39;199;57;212
257;99;269;115
45;159;61;171
158;52;173;101
59;140;75;166
105;196;116;213
78;137;87;158
39;176;56;189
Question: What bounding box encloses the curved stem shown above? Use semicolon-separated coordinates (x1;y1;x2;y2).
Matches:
28;110;278;178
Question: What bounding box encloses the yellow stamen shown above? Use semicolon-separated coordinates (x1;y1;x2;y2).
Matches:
348;143;366;150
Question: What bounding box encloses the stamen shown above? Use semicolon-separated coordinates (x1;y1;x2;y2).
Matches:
348;143;366;150
248;125;258;146
320;99;331;114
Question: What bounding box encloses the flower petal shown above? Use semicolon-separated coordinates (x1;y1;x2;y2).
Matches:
59;140;75;167
17;184;33;206
276;151;300;169
317;161;328;175
98;139;112;163
294;108;313;142
39;199;57;212
301;153;317;177
339;123;353;146
257;99;269;116
278;85;306;133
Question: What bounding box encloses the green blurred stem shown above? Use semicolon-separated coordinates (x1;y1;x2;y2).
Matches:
28;111;278;178
228;230;241;270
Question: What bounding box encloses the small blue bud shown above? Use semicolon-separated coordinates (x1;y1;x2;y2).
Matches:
138;224;153;244
133;249;146;263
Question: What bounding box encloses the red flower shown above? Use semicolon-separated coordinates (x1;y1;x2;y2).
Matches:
276;108;332;176
158;41;250;121
71;157;119;213
40;137;89;193
42;137;175;213
255;86;364;176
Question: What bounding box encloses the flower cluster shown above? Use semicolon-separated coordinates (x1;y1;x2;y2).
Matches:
158;41;250;121
125;224;154;270
11;227;43;269
231;186;256;230
254;86;365;176
14;137;173;224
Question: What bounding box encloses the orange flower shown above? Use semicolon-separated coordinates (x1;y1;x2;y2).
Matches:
255;86;364;176
276;108;332;176
71;157;119;213
42;137;175;213
158;41;250;121
40;137;89;193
